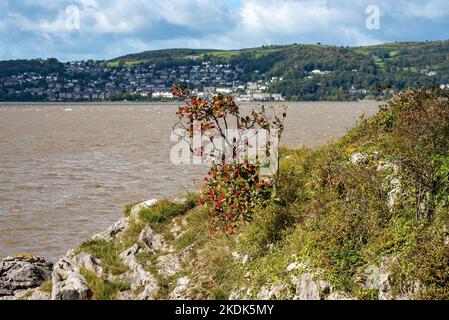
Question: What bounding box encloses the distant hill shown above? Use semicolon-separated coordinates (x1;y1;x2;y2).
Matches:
1;40;449;101
109;40;449;100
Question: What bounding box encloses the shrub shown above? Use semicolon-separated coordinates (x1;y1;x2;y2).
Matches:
172;84;287;234
200;161;272;235
374;88;449;222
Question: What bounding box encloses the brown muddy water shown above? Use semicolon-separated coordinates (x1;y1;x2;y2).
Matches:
0;101;380;260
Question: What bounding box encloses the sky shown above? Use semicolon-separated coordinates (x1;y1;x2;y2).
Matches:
1;0;449;61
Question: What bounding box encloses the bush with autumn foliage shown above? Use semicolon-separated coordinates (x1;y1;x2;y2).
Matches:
172;84;287;234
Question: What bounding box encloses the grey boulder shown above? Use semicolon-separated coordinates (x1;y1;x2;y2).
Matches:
92;217;128;241
51;259;91;300
0;255;52;293
138;225;167;253
293;272;330;300
71;252;103;275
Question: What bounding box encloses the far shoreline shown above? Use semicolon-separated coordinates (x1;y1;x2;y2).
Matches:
0;99;382;105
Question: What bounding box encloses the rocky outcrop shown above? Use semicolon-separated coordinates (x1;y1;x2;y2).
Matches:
0;255;52;295
92;198;158;241
128;199;158;221
2;197;417;301
119;244;159;300
257;283;288;300
293;271;330;300
92;218;129;241
170;220;183;239
156;253;182;278
138;225;167;253
387;178;402;212
229;287;253;300
363;263;400;300
326;292;357;300
350;152;368;164
71;252;103;275
51;259;91;300
169;276;190;300
231;251;249;265
28;288;51;300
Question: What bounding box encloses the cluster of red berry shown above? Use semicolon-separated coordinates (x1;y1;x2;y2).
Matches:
199;162;272;236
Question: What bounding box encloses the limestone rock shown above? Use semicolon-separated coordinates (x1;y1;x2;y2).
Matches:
13;288;34;299
364;265;381;290
120;244;140;270
376;161;399;173
0;255;52;292
229;287;252;300
350;152;367;164
138;279;160;300
169;276;190;300
257;283;287;300
170;219;184;239
119;244;159;300
92;217;128;241
0;289;14;297
71;252;103;275
173;197;187;204
156;254;182;278
286;262;300;272
129;199;158;221
116;290;135;300
51;259;91;300
326;292;357;300
228;290;242;300
231;251;249;265
293;272;330;300
28;288;51;300
138;225;166;253
363;263;397;300
181;244;195;262
14;287;51;300
387;178;401;211
378;271;393;300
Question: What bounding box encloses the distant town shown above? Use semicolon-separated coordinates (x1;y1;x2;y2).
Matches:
2;41;449;102
0;59;285;102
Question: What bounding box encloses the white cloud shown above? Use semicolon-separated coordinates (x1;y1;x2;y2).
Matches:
400;0;449;19
0;0;448;60
239;0;352;35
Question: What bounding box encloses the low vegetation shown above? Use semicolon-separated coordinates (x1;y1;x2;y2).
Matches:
80;268;130;300
183;88;448;299
75;88;448;300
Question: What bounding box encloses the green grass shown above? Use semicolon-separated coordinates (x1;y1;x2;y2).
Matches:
40;280;52;294
77;239;128;275
105;59;149;68
374;58;385;68
139;198;194;226
104;61;120;68
123;201;139;218
80;268;130;300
